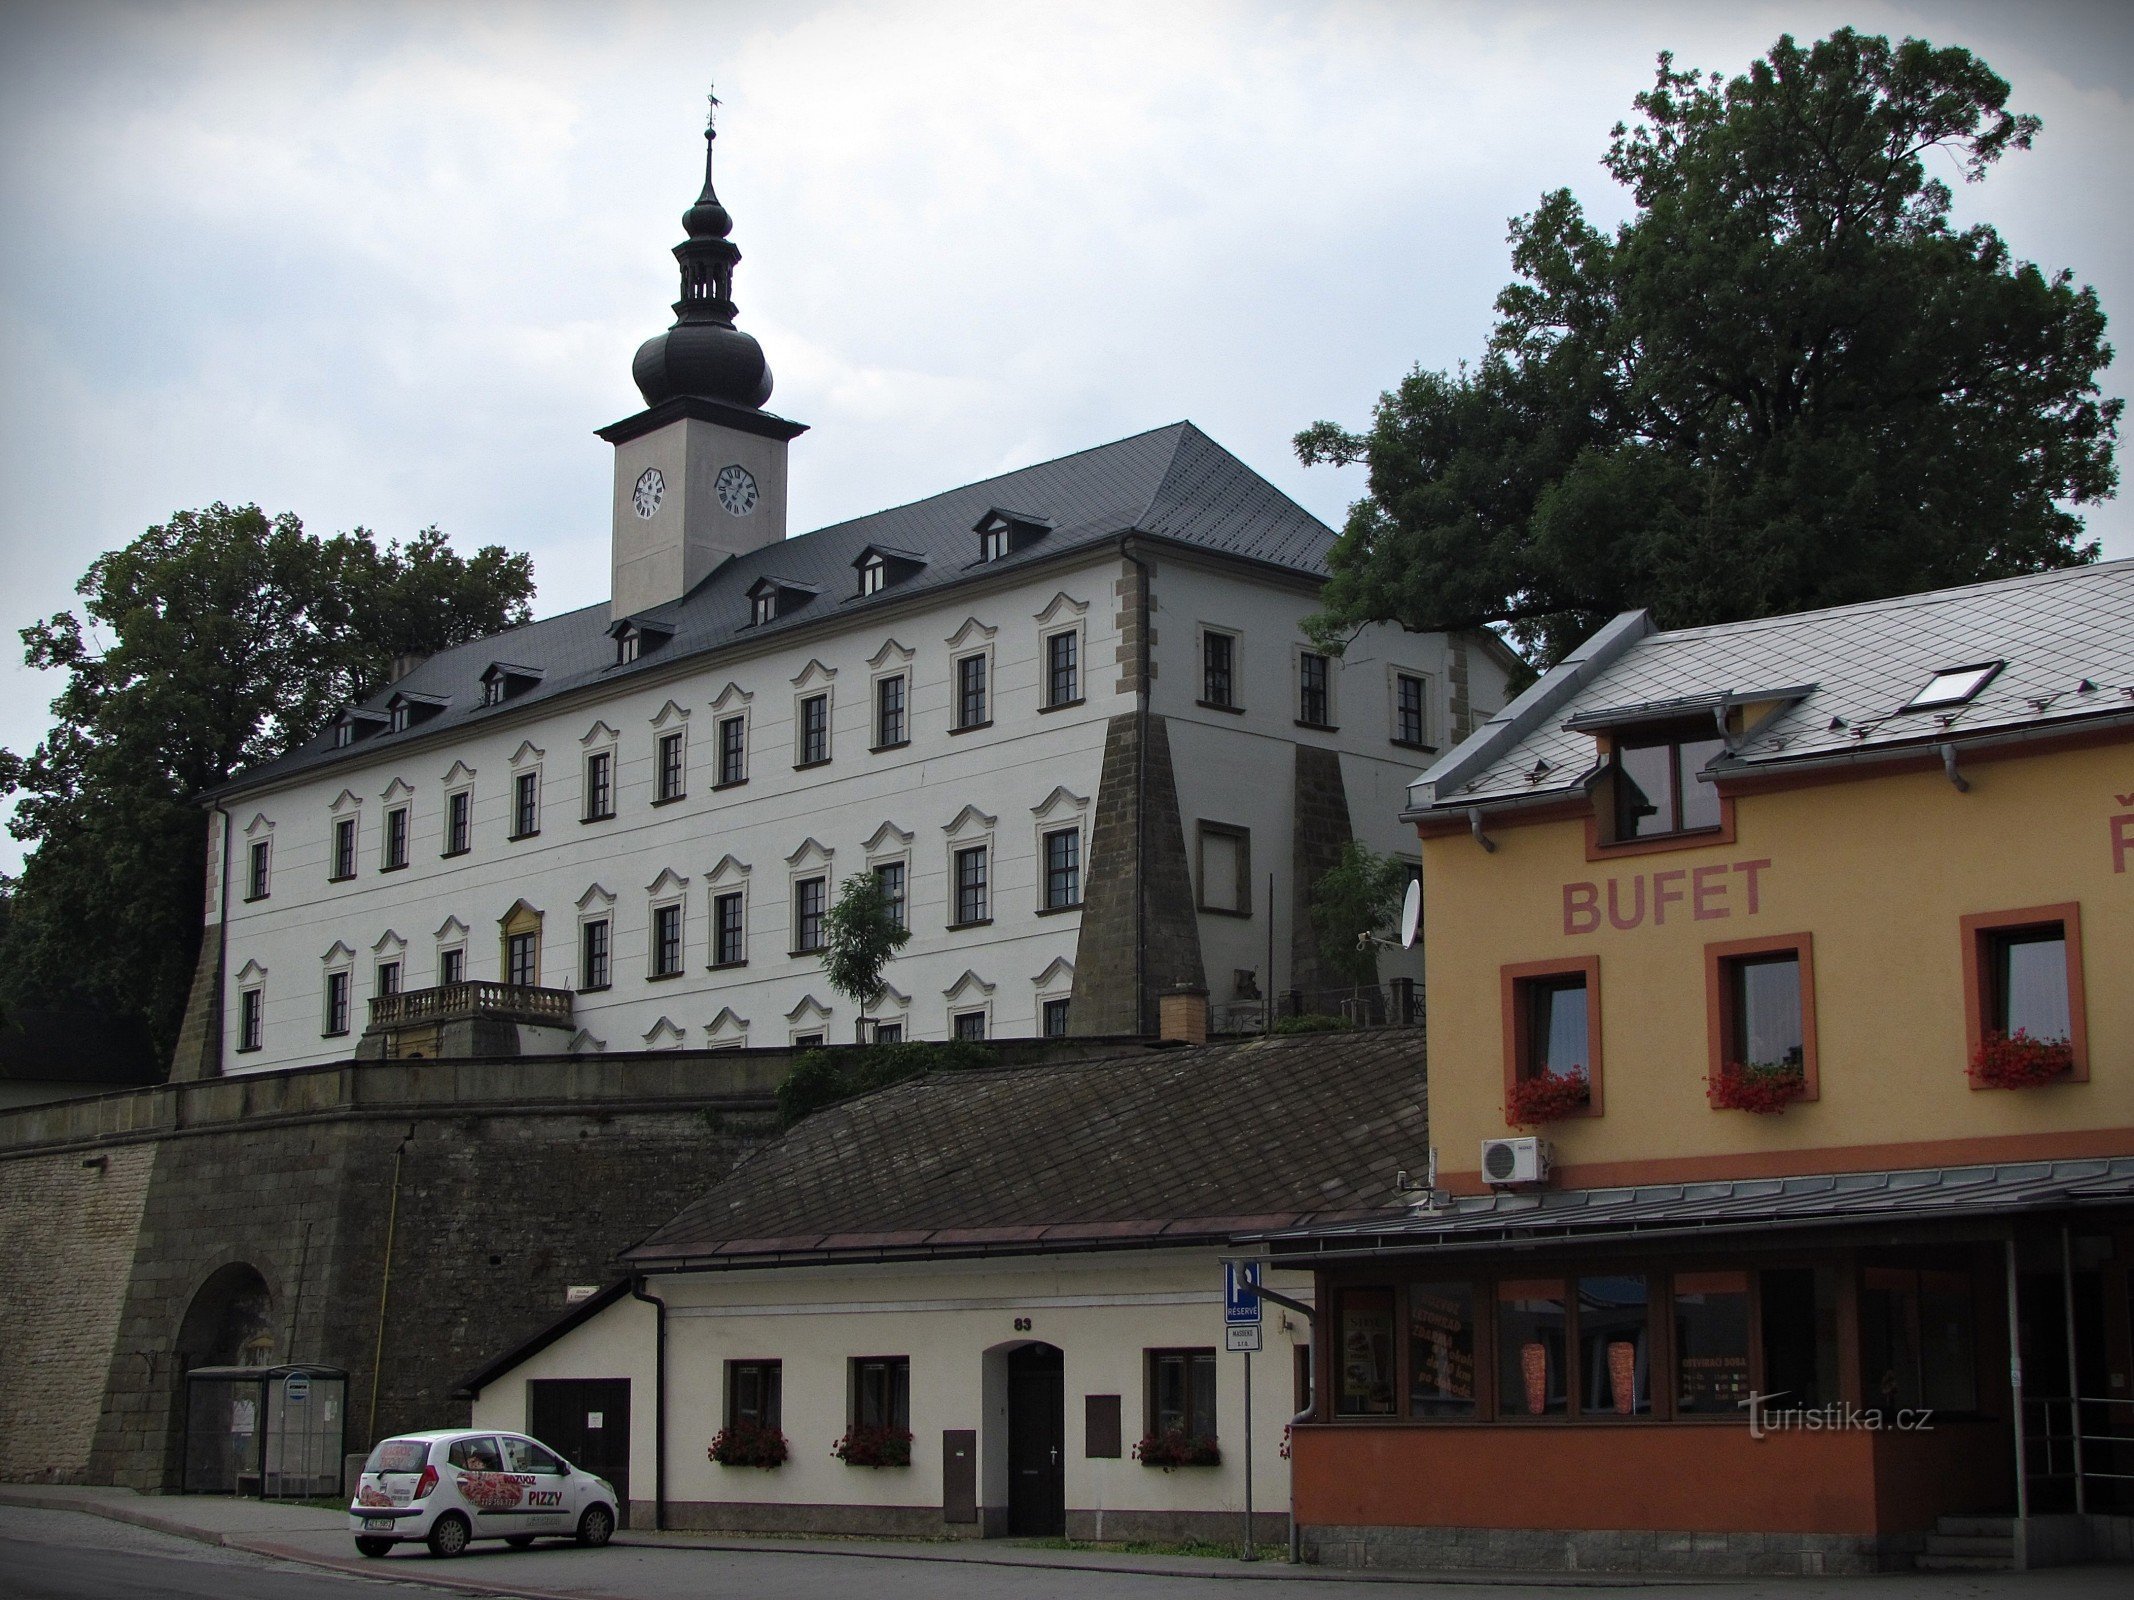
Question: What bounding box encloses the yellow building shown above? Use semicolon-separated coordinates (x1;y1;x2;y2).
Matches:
1270;561;2134;1575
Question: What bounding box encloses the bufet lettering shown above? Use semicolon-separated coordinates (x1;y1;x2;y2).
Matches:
1564;859;1770;935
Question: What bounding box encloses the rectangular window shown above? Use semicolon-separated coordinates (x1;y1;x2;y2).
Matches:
1860;1265;1978;1414
581;918;610;990
482;675;506;706
439;946;465;986
1671;1270;1751;1415
1202;631;1236;708
1196;823;1250;915
1407;1282;1478;1419
1612;730;1726;839
238;987;263;1052
751;591;776;626
727;1360;782;1430
873;861;907;932
1705;935;1817;1105
246;839;271;900
1502;957;1602;1118
717;715;746;786
1961;904;2087;1083
323;970;351;1037
655;731;685;802
584;750;614;821
1576;1275;1652;1416
1147;1348;1217;1439
651;904;682;977
875;675;907;748
444;790;471;856
713;892;746;967
384;805;410;869
1394;672;1427;747
1042;997;1070;1038
873;1021;904;1044
375;960;401;998
1334;1287;1397;1416
1043;827;1081;910
511;771;539;838
794;876;827;953
853;1356;910;1431
953;845;989;926
798;694;829;767
859;557;886;597
506;931;538;989
1045;630;1079;707
617;631;640;665
1497;1278;1568;1417
952;1010;987;1041
980;527;1008;563
1298;651;1332;727
954;654;988;729
330;816;357;881
793;1031;825;1048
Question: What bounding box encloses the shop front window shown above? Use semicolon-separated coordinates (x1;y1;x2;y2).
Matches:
1861;1266;1977;1415
1672;1270;1751;1415
1760;1266;1841;1412
1497;1279;1568;1418
1334;1287;1397;1416
1576;1275;1651;1416
1407;1282;1478;1419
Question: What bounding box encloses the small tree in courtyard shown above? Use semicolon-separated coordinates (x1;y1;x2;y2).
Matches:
820;871;910;1039
1309;842;1411;988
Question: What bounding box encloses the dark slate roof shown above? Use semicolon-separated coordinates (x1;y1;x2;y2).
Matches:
211;422;1334;800
1256;1157;2134;1260
1412;559;2134;816
623;1031;1429;1269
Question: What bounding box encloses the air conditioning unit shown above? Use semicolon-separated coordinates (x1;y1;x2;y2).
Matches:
1480;1135;1548;1187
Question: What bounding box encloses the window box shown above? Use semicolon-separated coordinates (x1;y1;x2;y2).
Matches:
1707;1060;1808;1113
1504;1069;1591;1126
832;1425;912;1468
1133;1429;1220;1470
1970;1031;2075;1090
707;1422;788;1470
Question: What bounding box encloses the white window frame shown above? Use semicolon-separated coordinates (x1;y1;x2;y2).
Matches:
943;805;996;930
867;638;915;751
787;838;834;956
440;761;476;858
576;882;617;992
580;720;620;822
1030;786;1090;915
1034;592;1090;711
234;960;267;1054
646;868;689;980
242;813;274;901
945;617;998;733
943;969;995;1040
792;660;837;770
706;853;752;970
710;682;753;789
321;943;355;1038
650;700;690;805
1034;956;1075;1040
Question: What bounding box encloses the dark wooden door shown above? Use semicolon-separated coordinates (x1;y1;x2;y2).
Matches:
1007;1344;1064;1536
527;1378;631;1526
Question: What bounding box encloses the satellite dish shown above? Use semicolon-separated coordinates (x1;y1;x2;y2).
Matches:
1399;879;1423;948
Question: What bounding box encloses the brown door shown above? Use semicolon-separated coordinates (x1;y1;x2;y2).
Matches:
1007;1344;1064;1536
527;1378;630;1527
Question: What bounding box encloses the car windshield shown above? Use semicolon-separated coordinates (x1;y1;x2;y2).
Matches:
366;1438;430;1474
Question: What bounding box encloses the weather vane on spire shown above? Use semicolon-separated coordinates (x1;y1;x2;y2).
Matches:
706;85;720;131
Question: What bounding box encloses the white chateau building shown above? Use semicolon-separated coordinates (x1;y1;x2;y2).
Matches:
178;115;1514;1077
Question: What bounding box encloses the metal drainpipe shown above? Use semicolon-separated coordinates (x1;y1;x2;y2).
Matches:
630;1274;669;1531
365;1125;415;1445
1123;539;1152;1035
210;805;232;1074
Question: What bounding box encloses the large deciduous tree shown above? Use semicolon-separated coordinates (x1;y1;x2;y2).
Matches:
0;505;536;1063
1297;28;2120;665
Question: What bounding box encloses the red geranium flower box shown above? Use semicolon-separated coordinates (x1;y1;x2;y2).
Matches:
1970;1030;2074;1090
833;1425;913;1468
1505;1069;1591;1126
1708;1061;1806;1114
707;1421;789;1469
1134;1428;1221;1470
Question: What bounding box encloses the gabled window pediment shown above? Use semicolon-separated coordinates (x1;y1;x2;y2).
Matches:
609;618;674;665
385;690;448;731
972;507;1054;563
745;576;820;626
332;708;389;747
478;661;544;707
852;544;927;598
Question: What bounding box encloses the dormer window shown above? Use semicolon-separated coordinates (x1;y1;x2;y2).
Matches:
752;591;777;625
484;676;506;705
1902;661;2002;712
609;621;671;666
387;690;450;729
851;545;926;599
618;631;640;664
746;577;820;627
1609;726;1725;841
333;722;353;748
477;662;543;706
860;556;886;596
971;508;1054;564
330;709;388;748
390;702;410;732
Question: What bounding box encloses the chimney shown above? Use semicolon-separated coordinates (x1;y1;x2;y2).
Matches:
388;650;430;685
1158;984;1209;1046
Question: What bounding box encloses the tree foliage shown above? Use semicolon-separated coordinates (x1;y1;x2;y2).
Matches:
818;870;911;1022
1298;28;2120;665
1308;841;1411;987
0;505;536;1062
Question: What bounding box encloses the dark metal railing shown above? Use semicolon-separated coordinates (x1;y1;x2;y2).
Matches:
366;981;573;1029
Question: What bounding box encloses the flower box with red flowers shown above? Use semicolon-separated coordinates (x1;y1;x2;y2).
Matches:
1133;1428;1221;1470
707;1421;789;1469
832;1425;913;1468
1707;1060;1807;1114
1970;1030;2074;1090
1505;1069;1591;1126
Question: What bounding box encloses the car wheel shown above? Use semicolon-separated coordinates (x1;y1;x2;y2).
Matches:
576;1504;615;1548
505;1535;537;1549
427;1512;472;1558
355;1537;393;1558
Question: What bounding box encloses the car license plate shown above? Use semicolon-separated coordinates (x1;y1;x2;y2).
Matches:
364;1517;395;1532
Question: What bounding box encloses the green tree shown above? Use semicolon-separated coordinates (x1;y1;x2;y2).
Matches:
1297;28;2119;666
0;505;536;1062
1309;841;1411;987
818;870;911;1036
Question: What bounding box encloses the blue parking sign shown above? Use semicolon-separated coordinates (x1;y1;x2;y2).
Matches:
1224;1259;1262;1325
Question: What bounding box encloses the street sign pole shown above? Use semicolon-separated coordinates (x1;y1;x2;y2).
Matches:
1242;1347;1255;1561
1223;1259;1263;1562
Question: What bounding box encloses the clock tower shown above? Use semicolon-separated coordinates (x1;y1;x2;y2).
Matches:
599;97;807;621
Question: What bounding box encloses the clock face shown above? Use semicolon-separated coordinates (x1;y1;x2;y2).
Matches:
632;467;664;518
715;463;759;517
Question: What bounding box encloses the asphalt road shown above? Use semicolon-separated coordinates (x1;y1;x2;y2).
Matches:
0;1505;441;1599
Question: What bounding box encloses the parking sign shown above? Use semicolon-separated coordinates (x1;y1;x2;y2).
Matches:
1224;1259;1262;1325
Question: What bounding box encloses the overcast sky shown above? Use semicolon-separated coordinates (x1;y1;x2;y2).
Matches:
2;0;2128;874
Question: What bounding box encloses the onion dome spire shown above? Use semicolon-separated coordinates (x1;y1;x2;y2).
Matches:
630;89;774;410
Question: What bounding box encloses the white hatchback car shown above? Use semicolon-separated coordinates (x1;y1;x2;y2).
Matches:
349;1428;619;1558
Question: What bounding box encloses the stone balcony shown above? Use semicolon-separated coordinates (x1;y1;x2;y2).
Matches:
356;981;575;1061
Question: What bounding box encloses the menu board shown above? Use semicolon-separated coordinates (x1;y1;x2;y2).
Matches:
1409;1287;1477;1409
1338;1289;1396;1415
1677;1352;1751;1412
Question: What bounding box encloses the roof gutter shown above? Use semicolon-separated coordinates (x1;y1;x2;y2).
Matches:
1710;705;2134;790
622;1224;1294;1277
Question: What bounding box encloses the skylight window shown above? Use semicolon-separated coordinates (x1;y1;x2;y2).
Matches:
1902;661;2003;712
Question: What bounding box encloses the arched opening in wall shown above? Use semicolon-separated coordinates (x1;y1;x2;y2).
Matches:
980;1339;1064;1538
162;1263;276;1488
